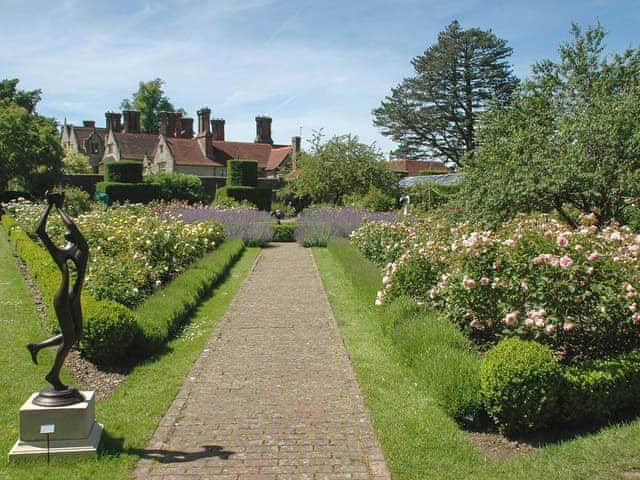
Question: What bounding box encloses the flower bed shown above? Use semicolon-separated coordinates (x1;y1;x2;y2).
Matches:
163;204;273;246
3;200;224;308
354;213;640;364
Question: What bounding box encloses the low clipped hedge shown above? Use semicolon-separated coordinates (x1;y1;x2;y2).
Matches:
96;181;160;205
272;222;298;242
2;215;137;366
480;338;562;436
227;159;258;187
144;172;207;203
132;239;245;357
215;186;272;211
104;160;143;183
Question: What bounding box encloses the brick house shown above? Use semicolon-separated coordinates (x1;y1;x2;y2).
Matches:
388;159;450;177
60;120;108;173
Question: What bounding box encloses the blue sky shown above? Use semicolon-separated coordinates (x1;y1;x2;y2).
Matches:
1;0;638;155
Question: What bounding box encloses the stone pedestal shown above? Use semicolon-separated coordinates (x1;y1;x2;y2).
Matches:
9;391;103;459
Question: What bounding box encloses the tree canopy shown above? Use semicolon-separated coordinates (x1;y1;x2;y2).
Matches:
459;23;640;228
373;20;519;167
121;78;182;134
285;131;398;205
0;79;62;195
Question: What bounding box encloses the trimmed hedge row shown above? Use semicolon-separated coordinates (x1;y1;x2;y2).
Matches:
132;239;245;357
215;186;272;211
271;222;298;242
480;337;640;435
96;181;160;205
228;159;258;187
1;215;137;366
104;161;143;183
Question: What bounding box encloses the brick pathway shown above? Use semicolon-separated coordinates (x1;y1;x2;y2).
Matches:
132;243;391;480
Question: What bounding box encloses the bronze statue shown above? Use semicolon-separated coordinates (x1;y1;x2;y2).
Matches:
27;191;88;406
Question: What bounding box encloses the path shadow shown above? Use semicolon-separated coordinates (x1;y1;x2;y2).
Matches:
101;432;235;463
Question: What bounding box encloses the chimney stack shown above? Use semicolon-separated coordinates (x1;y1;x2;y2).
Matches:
180;117;194;138
105;112;122;132
291;135;301;170
83;120;96;128
197;108;211;137
211;119;225;141
159;111;170;136
255;116;273;144
122;110;141;133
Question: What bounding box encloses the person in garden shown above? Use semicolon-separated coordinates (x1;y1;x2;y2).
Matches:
27;191;89;393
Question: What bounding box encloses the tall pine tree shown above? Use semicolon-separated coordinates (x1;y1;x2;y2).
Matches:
373;20;518;167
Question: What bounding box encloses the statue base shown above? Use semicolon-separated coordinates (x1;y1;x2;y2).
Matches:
33;386;85;407
8;391;103;459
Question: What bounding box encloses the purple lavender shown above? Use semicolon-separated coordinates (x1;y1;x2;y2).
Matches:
165;206;273;246
295;206;396;247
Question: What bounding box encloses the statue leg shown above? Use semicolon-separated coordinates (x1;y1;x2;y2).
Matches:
27;334;63;365
46;279;76;391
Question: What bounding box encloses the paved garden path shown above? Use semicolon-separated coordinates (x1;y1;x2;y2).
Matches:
133;243;391;480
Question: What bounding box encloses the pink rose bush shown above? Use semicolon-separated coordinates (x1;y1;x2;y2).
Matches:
353;212;640;362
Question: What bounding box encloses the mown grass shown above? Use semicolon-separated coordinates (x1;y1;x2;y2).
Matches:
0;225;258;479
314;244;640;479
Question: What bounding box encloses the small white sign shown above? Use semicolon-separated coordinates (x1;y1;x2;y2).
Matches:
40;424;55;434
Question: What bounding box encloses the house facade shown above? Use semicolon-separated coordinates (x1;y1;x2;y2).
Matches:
60;120;108;172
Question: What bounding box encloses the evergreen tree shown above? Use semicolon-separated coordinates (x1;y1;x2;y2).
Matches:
373;20;519;167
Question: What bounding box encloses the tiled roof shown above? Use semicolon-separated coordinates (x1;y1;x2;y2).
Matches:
211;141;291;171
114;132;159;160
167;138;224;167
73;126;107;152
389;159;448;177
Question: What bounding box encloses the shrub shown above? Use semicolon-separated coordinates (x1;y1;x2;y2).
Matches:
272;222;297;242
103;161;143;183
406;181;459;212
350;220;413;266
81;298;138;366
344;187;396;212
215;186;272;211
144;172;206;203
480;338;562;435
133;240;244;356
61;186;93;217
561;349;640;426
227;159;258;187
96;181;160;205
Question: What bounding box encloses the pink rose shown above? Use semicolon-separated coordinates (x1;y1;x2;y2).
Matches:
503;239;515;248
563;322;575;332
544;324;557;335
587;251;601;262
559;255;573;268
462;276;476;289
557;236;569;248
480;277;490;286
575;244;584;253
470;319;481;329
504;312;518;327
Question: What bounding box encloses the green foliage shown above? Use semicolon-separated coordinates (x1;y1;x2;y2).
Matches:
460;22;640;227
406;181;460;212
271;222;298;242
373;20;518;167
103;160;143;183
215;185;272;211
144;172;206;203
133;240;244;357
120;78;181;134
62;147;92;174
0;80;63;194
210;194;257;209
227;159;258;187
290;131;398;205
419;169;450;176
350;220;408;266
480;338;562;435
344;187;397;212
96;181;160;204
562;349;640;426
62;186;93;217
80;298;138;366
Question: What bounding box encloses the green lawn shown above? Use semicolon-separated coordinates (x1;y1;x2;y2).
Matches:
0;225;258;479
313;246;640;480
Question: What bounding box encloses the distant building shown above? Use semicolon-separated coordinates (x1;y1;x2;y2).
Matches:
388;159;450;177
60;120;108;173
69;108;299;179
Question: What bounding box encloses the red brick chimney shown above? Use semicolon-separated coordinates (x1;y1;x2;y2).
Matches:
122;110;141;133
83;120;96;128
197;108;211;137
291;135;301;170
180;117;194;138
105;112;122;132
211;119;225;141
255;116;273;144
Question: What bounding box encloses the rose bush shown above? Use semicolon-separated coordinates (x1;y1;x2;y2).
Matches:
4;200;225;308
354;212;640;362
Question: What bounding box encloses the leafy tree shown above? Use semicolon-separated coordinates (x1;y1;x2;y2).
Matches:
0;79;62;194
459;23;640;228
62;148;92;174
121;78;183;133
373;20;519;167
287;131;398;205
